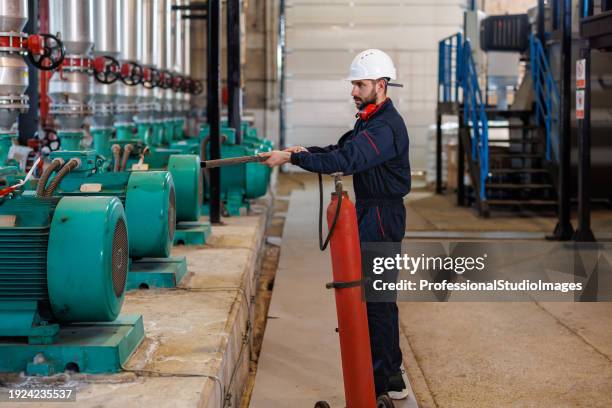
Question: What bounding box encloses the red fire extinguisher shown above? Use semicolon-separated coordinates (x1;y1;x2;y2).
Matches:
315;173;394;408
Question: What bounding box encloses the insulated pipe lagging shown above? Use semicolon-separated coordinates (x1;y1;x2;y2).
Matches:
36;158;64;197
120;144;134;171
44;158;81;197
111;144;122;172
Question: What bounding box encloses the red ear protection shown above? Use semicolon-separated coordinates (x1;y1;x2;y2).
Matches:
356;98;389;121
356;104;378;121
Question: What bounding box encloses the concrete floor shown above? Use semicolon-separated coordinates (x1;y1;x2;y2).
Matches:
251;173;612;407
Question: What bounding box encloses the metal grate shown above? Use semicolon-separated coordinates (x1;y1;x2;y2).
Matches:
111;219;128;297
168;186;176;241
0;228;50;301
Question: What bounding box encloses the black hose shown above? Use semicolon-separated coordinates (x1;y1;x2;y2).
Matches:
201;134;228;161
36;158;63;197
318;173;343;251
43;158;80;197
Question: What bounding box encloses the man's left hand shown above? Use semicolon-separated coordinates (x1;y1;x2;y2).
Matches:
259;150;292;167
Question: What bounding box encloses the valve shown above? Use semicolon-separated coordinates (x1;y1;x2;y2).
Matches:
40;128;61;155
26;33;65;71
120;61;144;86
190;79;204;95
142;67;161;89
172;75;184;92
159;71;173;89
92;55;121;84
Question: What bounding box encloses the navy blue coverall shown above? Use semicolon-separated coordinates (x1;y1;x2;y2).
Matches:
290;98;411;395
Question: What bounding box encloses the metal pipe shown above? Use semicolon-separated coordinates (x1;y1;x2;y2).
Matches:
173;0;184;117
227;0;242;144
278;0;286;149
116;0;142;126
435;113;442;194
550;0;575;240
48;0;94;130
174;0;183;74
92;0;121;130
206;0;221;223
48;0;94;56
0;0;30;134
537;0;545;45
574;46;595;242
182;1;191;115
18;0;39;144
201;155;265;169
93;0;121;58
141;0;158;68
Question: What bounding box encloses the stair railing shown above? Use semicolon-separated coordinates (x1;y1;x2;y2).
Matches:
529;33;560;161
438;33;463;104
461;40;489;202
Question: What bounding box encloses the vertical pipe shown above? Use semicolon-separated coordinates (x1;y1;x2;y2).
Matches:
278;0;286;149
537;0;545;45
19;0;39;143
457;113;465;206
553;0;560;31
550;0;574;240
39;0;50;125
207;0;221;223
574;46;595;242
227;0;242;144
435;113;442;194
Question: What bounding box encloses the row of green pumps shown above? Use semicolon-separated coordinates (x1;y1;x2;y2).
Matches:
0;120;272;375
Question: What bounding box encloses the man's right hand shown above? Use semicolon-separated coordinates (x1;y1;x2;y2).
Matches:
283;146;308;153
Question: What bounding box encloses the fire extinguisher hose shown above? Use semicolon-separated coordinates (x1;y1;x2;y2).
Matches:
318;172;343;251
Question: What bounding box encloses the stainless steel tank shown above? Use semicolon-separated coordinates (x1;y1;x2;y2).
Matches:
116;0;142;123
172;0;183;116
182;10;191;113
0;0;29;133
155;0;169;114
48;0;94;55
137;0;157;118
91;0;121;128
0;0;28;32
48;0;94;130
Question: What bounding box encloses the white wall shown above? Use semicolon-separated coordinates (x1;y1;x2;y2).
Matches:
285;0;466;171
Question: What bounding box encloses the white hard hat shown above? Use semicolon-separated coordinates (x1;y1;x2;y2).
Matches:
346;49;398;82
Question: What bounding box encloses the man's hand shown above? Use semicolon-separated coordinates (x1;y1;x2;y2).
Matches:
283;146;308;153
259;150;292;167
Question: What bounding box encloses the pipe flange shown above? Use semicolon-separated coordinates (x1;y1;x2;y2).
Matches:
137;102;156;112
0;95;29;112
115;103;140;113
90;102;115;116
60;55;92;73
0;31;29;54
49;103;92;116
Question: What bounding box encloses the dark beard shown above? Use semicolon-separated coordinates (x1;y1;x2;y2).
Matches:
354;90;378;111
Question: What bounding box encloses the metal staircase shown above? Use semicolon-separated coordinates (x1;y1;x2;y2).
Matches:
437;32;558;217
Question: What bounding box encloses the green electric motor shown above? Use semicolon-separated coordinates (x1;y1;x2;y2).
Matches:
200;126;272;214
45;150;176;259
103;140;201;223
0;169;129;344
